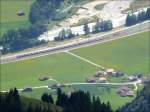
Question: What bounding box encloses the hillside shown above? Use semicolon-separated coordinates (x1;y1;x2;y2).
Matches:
0;88;62;112
20;96;62;112
117;82;150;112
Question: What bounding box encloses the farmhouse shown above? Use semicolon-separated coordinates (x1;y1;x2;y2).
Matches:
115;71;124;77
117;86;134;97
106;69;116;75
99;77;107;83
94;71;107;77
86;77;96;83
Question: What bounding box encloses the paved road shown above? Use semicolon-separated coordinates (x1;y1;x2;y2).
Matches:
0;21;149;64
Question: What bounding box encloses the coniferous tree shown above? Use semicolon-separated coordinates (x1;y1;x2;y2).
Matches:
83;23;90;35
137;10;146;22
117;83;150;112
146;7;150;20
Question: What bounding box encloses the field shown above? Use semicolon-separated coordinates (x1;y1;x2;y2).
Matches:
20;85;135;110
1;31;149;109
1;53;98;90
71;31;150;75
0;0;33;37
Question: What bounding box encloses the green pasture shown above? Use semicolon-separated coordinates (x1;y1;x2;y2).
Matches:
20;85;135;110
71;31;150;74
0;0;33;36
1;31;149;90
1;53;98;90
1;31;149;110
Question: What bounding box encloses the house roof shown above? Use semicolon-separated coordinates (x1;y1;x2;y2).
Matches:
99;77;107;81
106;69;114;73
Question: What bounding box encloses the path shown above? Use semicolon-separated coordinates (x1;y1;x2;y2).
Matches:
65;51;105;69
1;80;141;92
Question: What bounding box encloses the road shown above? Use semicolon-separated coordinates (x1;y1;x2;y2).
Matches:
1;80;141;92
0;21;149;64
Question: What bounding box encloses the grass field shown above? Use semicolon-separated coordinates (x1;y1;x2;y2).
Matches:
71;31;150;75
1;31;149;90
1;53;98;90
20;85;135;110
1;31;149;110
0;0;33;36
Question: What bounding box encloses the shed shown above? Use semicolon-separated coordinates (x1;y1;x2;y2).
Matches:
106;69;115;75
99;77;107;83
86;77;96;83
94;71;107;77
117;86;134;97
133;73;143;78
17;11;25;16
22;87;33;92
128;75;138;81
126;91;135;97
39;76;49;81
48;83;65;89
115;71;124;77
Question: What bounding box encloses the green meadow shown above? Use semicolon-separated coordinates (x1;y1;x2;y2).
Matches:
1;31;149;110
1;31;149;90
0;0;33;36
71;31;150;75
1;53;98;90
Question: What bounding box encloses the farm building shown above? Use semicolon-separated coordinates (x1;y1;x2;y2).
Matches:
142;77;150;84
115;71;124;77
128;75;138;81
17;11;25;16
22;87;33;92
39;76;49;81
48;83;65;89
99;77;107;83
86;77;96;83
117;86;134;97
133;73;143;78
94;71;107;77
106;69;116;75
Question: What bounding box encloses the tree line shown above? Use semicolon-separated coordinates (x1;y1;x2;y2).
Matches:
116;82;150;112
1;88;113;112
55;20;113;41
1;83;150;112
1;0;149;53
0;88;54;112
41;88;113;112
126;7;150;26
0;0;82;54
55;7;150;42
0;23;47;54
54;28;75;41
29;0;80;24
89;20;113;34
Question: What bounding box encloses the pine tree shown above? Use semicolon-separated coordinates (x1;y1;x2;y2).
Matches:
83;23;90;35
146;8;150;20
137;10;146;22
